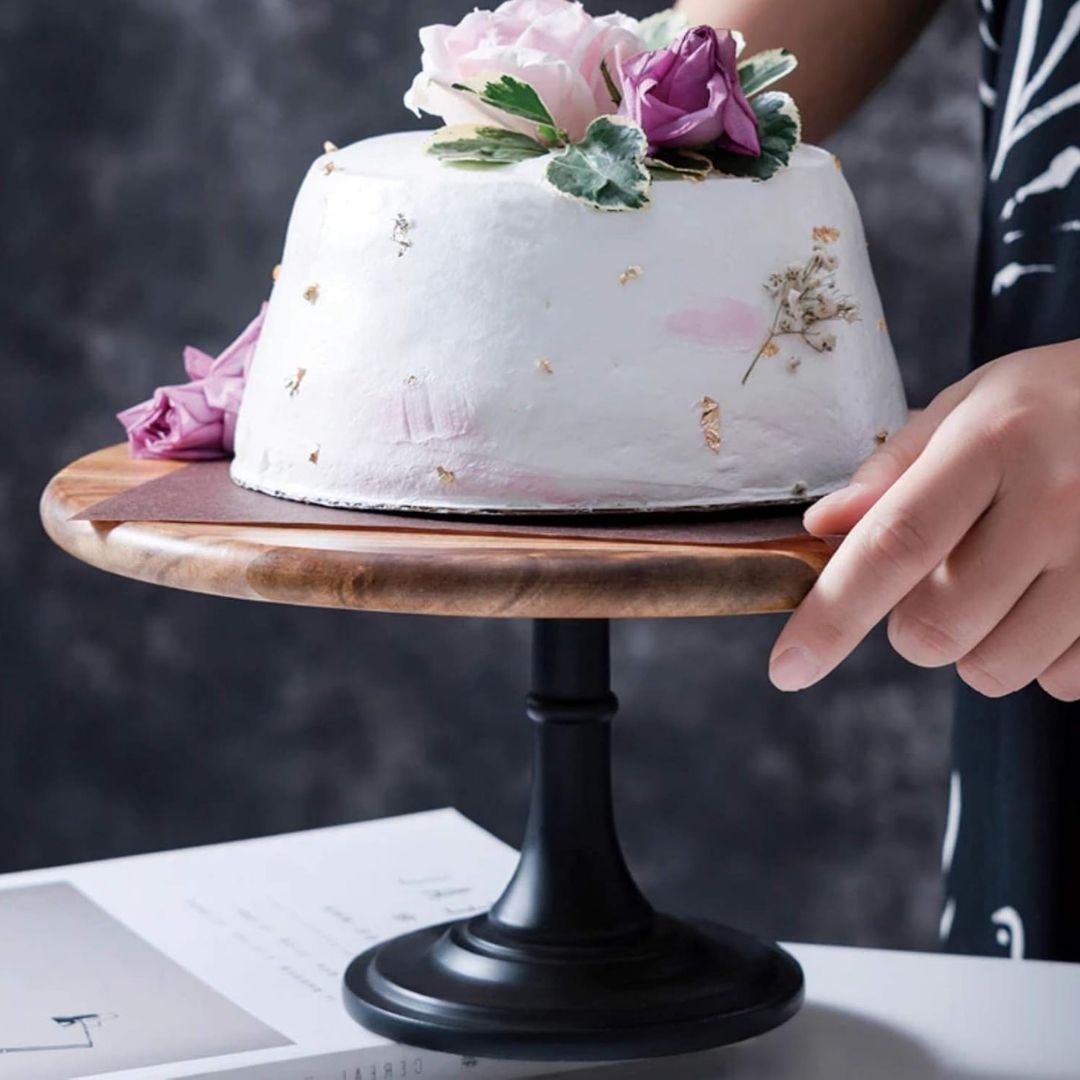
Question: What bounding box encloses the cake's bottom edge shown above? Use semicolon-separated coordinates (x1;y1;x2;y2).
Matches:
230;469;842;517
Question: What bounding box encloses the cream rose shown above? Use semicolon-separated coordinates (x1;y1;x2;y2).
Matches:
405;0;643;143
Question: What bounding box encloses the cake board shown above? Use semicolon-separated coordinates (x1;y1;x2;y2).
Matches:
41;446;833;1062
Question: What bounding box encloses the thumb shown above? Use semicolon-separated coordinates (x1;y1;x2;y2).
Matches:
804;381;971;537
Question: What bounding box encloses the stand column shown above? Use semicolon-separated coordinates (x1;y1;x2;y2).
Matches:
343;619;804;1061
489;619;652;944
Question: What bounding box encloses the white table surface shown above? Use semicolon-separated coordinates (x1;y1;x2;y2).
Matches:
546;942;1080;1080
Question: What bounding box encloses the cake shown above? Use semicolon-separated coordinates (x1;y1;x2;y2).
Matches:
231;135;906;513
124;3;909;513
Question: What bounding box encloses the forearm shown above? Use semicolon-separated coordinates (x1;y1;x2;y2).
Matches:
675;0;945;142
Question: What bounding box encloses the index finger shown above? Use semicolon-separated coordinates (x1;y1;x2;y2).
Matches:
769;406;1002;691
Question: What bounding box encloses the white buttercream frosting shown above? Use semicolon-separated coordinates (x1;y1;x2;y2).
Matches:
232;132;908;513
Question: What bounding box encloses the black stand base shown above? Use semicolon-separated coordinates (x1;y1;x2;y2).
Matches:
343;620;804;1062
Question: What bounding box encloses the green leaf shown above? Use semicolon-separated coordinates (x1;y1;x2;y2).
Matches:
647;149;713;181
426;125;549;166
638;9;690;50
703;92;802;181
537;123;561;146
738;48;799;97
545;116;652;212
451;74;561;135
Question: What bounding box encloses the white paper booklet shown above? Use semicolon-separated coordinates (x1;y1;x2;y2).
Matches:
0;809;577;1080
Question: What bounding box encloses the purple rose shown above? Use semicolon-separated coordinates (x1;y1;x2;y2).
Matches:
118;383;229;461
619;26;760;155
118;304;266;460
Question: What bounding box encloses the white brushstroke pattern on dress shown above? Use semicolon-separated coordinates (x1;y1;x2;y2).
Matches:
979;18;1001;51
991;906;1026;960
1002;145;1080;218
1018;3;1080;115
939;898;957;942
990;0;1080;180
939;771;961;944
992;261;1055;295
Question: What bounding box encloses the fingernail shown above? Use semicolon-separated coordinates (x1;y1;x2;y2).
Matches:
808;483;862;516
770;647;821;692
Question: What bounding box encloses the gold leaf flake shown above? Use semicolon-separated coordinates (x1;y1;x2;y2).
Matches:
878;317;888;332
786;356;802;374
303;284;320;304
308;446;320;465
792;482;808;497
392;214;413;257
813;226;841;245
875;429;890;445
321;161;337;176
285;367;307;397
437;466;456;484
537;358;554;374
323;140;339;153
832;154;843;171
271;263;282;282
699;396;722;454
618;265;644;286
761;340;780;358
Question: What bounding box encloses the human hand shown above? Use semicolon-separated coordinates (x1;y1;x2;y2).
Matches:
769;338;1080;701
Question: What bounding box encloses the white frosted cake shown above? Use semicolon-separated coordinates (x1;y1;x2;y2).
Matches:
229;5;908;514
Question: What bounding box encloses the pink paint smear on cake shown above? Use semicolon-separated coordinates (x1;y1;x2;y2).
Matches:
666;298;765;350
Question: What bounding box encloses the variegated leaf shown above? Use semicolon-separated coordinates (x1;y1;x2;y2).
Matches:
545;117;652;212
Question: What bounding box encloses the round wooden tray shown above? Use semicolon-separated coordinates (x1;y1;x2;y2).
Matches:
41;446;831;619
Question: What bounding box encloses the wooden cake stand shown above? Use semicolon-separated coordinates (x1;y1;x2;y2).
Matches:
42;447;832;1062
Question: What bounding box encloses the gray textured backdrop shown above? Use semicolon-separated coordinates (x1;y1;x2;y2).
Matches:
2;0;981;950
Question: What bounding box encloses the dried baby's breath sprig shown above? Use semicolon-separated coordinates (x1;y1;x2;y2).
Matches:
744;231;859;384
392;214;413;257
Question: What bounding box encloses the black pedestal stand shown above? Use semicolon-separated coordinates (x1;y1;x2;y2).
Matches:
344;619;804;1061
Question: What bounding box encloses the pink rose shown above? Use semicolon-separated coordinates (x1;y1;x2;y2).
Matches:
119;304;266;460
618;26;760;155
405;0;643;143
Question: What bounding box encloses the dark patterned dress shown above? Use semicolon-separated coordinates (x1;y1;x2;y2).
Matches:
942;0;1080;962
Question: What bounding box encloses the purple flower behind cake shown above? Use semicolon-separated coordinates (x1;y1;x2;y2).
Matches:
119;304;266;460
619;26;760;155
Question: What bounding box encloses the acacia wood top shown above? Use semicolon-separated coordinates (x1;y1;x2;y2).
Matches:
41;446;831;619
